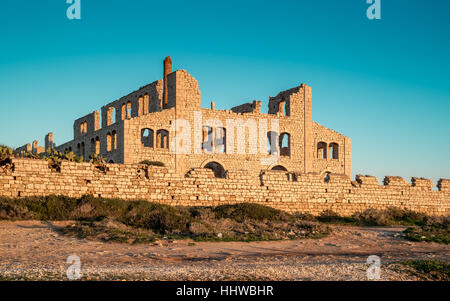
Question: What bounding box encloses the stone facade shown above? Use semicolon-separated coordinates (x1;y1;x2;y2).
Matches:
0;158;448;216
52;57;351;178
9;56;447;216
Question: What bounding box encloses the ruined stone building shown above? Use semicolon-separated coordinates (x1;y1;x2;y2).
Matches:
45;57;351;177
7;57;449;216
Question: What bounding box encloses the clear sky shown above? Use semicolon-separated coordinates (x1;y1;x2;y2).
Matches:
0;0;449;184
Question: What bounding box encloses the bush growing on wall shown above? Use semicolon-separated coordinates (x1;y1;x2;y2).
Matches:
0;146;84;170
0;145;13;161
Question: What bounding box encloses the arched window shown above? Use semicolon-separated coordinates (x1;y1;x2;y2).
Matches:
202;126;213;153
126;101;132;119
76;143;81;156
90;138;95;155
271;165;288;171
107;107;116;125
80;122;87;134
80;142;85;159
106;132;112;152
156;129;169;149
267;131;279;155
215;127;226;153
141;128;154;148
317;142;327;159
279;133;290;157
112;131;117;150
204;162;226;178
121;103;126;120
323;172;331;183
329;143;339;159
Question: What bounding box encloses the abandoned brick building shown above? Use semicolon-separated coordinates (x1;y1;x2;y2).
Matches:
43;57;351;177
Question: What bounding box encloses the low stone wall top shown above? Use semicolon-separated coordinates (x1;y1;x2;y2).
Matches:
1;158;449;216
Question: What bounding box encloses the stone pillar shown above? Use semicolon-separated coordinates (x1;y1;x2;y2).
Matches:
32;140;38;154
302;84;313;173
45;133;54;150
163;56;172;109
93;111;101;131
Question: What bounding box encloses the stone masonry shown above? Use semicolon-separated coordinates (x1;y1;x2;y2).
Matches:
0;158;448;216
51;57;351;177
9;57;448;216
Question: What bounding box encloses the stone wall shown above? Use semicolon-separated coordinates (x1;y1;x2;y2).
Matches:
0;158;448;216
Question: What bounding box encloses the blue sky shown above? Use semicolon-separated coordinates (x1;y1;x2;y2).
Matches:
0;0;449;184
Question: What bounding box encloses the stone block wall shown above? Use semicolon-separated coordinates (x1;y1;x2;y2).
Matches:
0;158;448;217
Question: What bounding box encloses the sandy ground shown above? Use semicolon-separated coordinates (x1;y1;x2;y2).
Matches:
0;220;448;281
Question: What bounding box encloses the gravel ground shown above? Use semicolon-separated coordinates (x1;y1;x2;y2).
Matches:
0;220;448;281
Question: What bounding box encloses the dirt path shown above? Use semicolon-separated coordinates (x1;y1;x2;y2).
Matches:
0;220;448;280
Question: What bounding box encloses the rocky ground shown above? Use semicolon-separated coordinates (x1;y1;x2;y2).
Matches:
0;220;448;281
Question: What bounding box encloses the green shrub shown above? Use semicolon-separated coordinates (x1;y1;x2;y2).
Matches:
403;260;450;280
0;196;77;220
61;219;156;244
0;145;14;161
404;217;449;244
122;201;191;234
352;207;427;226
213;203;292;222
317;210;355;224
0;201;32;220
0;196;332;242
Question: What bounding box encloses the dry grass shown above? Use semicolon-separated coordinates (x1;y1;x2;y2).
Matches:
0;195;330;243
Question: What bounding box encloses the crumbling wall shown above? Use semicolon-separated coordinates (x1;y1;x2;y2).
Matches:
15;143;32;154
100;80;163;128
231;101;262;114
0;158;448;216
73;111;101;140
167;70;201;111
311;122;350;175
49;65;349;177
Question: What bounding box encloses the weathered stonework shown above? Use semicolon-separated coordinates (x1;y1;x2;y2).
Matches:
10;57;448;216
50;57;351;178
0;158;448;216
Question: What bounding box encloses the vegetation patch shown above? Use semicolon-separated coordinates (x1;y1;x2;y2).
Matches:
316;210;356;225
212;203;292;223
0;145;87;171
316;207;432;227
352;207;428;226
1;194;446;244
0;145;14;162
401;260;449;281
0;196;330;243
61;219;156;244
404;217;449;244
